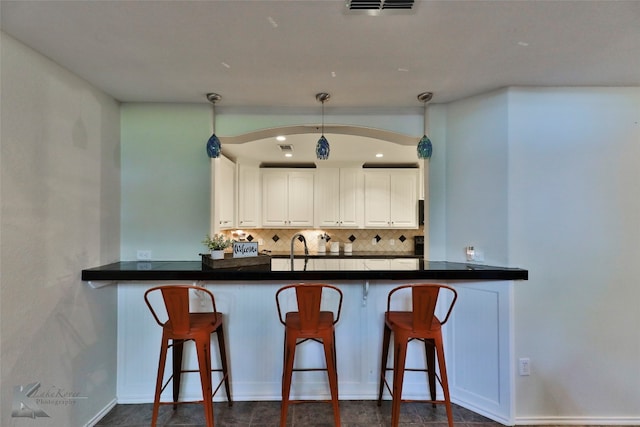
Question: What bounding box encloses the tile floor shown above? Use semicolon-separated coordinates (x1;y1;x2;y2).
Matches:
95;400;505;426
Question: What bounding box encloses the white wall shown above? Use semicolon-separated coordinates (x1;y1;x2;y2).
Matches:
445;89;510;265
445;86;640;423
508;87;640;423
0;33;121;426
120;104;212;261
426;104;448;260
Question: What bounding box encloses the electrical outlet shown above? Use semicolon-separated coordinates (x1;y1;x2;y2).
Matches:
137;250;152;260
465;246;475;261
390;239;395;246
258;239;264;246
371;238;377;245
519;358;531;376
136;262;152;271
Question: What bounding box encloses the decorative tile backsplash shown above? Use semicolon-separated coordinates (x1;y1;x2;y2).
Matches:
222;227;424;253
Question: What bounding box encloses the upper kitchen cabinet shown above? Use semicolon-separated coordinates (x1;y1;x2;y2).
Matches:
315;168;363;228
262;169;315;227
237;164;261;228
211;155;236;232
363;169;418;228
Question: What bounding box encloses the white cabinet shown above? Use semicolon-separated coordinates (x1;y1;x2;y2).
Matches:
315;168;362;228
211;155;236;232
262;169;314;227
363;169;418;228
237;164;260;228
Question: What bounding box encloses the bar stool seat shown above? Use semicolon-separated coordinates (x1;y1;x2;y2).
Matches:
144;285;232;427
276;283;343;427
377;284;457;427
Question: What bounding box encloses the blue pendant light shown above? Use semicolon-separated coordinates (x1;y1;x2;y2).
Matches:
205;93;222;158
417;91;433;160
315;92;330;160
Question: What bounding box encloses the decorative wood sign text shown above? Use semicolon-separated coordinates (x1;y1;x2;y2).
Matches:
233;242;258;258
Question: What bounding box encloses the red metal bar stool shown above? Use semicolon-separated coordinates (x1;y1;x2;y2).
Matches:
377;284;457;427
144;285;232;427
276;283;343;427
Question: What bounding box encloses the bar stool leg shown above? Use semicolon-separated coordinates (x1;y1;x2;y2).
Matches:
280;331;296;427
172;340;185;409
215;325;233;405
151;334;169;427
391;335;409;427
435;335;454;427
323;335;341;426
377;323;392;405
195;337;215;427
424;338;437;405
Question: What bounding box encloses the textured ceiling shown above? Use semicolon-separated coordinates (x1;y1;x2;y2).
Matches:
2;0;639;108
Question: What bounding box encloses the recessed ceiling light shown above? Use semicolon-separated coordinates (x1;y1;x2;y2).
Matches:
397;68;409;72
276;136;286;141
221;62;231;69
376;153;384;158
284;153;293;158
517;41;529;47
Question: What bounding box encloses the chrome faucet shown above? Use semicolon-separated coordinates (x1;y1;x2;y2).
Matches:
290;233;309;270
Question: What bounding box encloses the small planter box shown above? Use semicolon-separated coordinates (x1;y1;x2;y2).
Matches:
201;253;271;270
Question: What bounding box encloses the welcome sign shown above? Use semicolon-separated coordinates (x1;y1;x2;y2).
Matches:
233;242;258;258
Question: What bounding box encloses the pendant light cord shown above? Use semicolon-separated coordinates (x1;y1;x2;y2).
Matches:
423;100;427;135
212;102;216;134
321;100;325;136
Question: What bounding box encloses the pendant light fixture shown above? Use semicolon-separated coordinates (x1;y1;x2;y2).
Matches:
315;92;330;160
205;92;222;158
417;91;433;160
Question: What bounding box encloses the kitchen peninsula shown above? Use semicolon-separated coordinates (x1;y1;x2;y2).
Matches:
82;255;527;282
83;254;526;424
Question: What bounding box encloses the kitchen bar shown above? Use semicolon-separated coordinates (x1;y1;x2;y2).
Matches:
81;256;527;283
83;255;526;424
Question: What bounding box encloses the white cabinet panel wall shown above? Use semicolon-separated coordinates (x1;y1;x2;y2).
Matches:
116;281;512;423
447;282;513;424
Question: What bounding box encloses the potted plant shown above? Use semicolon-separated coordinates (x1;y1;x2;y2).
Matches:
202;234;233;259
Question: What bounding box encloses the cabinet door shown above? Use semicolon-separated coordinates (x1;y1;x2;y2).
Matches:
339;168;362;227
212;155;235;231
287;171;314;227
390;171;418;228
262;171;288;227
315;168;341;227
364;172;391;227
238;164;260;227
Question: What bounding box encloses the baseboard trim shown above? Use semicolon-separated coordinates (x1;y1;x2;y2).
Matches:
84;398;117;427
515;416;640;425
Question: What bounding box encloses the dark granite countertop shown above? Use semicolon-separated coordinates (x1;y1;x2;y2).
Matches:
81;256;528;282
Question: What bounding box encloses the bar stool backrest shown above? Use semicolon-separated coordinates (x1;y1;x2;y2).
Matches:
144;285;218;335
296;285;322;333
387;284;457;332
276;283;343;333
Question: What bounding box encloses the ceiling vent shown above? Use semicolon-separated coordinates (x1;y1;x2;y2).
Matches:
278;144;294;153
346;0;415;14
